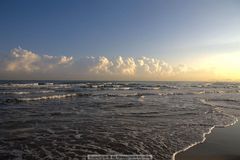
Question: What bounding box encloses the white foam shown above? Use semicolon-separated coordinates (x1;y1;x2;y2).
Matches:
172;126;215;160
19;93;77;101
107;87;128;90
0;91;30;95
172;99;239;160
172;117;238;160
11;83;39;87
158;92;183;96
107;93;139;97
36;90;55;93
118;87;130;90
192;91;205;95
139;87;160;90
138;95;145;102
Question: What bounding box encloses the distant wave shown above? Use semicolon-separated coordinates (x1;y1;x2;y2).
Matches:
158;92;183;96
0;91;30;95
0;90;56;95
0;93;92;103
18;93;78;101
106;93;142;97
36;90;55;93
0;82;70;88
1;92;153;103
109;87;131;90
137;87;160;90
157;90;230;96
105;92;157;98
159;85;179;89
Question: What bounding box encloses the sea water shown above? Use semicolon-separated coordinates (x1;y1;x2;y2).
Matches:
0;81;239;160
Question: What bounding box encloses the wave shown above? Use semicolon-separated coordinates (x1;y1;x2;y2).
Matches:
172;99;238;160
106;93;142;97
11;83;39;87
0;83;38;88
172;117;238;160
137;87;160;90
172;125;215;160
6;82;53;87
107;87;131;90
159;85;179;89
158;92;186;96
1;92;150;103
158;91;202;96
157;90;223;96
37;82;54;86
115;87;131;90
18;93;78;101
0;93;92;103
36;90;55;93
0;90;55;95
105;92;157;98
0;83;72;89
0;91;30;95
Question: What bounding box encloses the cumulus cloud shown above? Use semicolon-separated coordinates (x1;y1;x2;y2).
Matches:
6;48;41;72
58;56;73;64
116;57;136;75
136;56;174;75
91;56;113;74
0;47;219;81
90;56;187;79
4;47;73;72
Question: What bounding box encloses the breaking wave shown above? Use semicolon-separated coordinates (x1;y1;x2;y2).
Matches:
172;98;238;160
0;91;30;95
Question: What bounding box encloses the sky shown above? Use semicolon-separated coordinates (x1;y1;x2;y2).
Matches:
0;0;240;81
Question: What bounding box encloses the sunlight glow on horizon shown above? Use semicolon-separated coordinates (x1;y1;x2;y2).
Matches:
0;0;240;81
0;47;240;82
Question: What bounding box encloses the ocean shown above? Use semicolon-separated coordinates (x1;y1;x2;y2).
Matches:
0;81;239;160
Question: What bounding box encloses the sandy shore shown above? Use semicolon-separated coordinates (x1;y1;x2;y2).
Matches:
176;121;240;160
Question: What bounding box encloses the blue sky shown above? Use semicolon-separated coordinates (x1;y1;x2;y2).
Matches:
0;0;240;80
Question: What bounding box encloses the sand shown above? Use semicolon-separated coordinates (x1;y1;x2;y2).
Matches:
176;121;240;160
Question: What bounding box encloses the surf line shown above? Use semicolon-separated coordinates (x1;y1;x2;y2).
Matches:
171;99;238;160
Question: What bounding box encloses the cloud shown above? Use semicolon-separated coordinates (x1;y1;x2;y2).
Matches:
90;56;138;76
58;56;73;64
91;56;113;74
0;47;221;81
116;57;136;75
4;47;73;72
136;56;174;75
90;56;187;79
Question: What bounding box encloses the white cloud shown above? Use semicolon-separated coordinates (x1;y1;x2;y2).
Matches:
90;56;182;78
136;57;169;74
115;56;136;75
91;56;113;74
4;47;73;72
90;56;137;76
1;47;221;81
6;48;41;72
58;56;73;64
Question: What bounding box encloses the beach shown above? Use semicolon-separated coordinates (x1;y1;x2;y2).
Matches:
176;120;240;160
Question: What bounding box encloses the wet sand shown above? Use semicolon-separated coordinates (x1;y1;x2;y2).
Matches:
176;120;240;160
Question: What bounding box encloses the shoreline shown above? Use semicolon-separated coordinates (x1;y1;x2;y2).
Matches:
172;115;238;160
172;126;215;160
172;115;239;160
